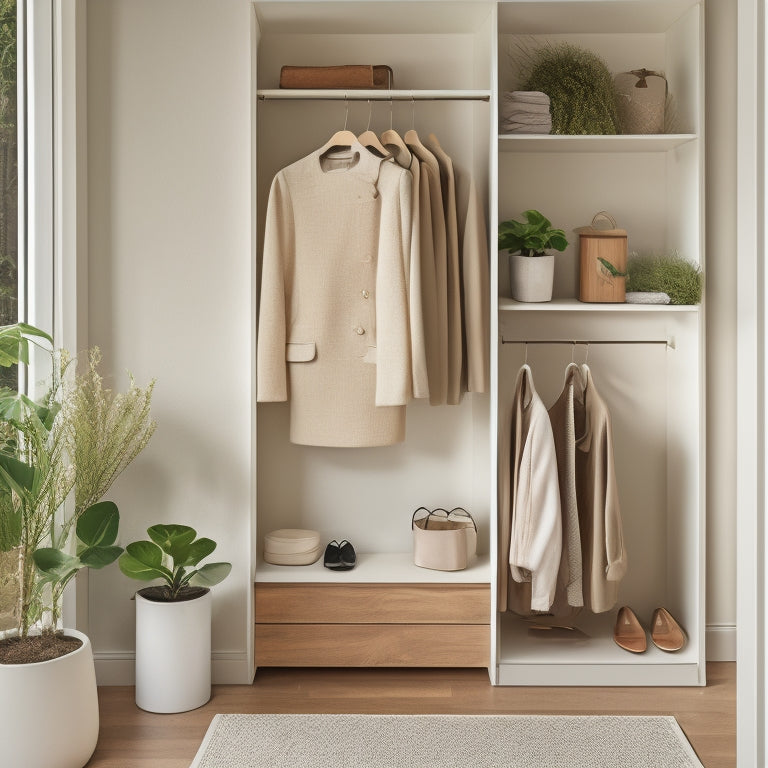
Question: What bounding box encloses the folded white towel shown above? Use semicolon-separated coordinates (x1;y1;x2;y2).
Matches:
505;90;551;105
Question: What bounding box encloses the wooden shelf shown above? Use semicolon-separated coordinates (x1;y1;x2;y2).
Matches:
498;134;697;153
255;552;492;584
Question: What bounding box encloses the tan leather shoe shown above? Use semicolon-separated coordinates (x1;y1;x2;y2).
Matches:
650;607;687;652
613;606;647;653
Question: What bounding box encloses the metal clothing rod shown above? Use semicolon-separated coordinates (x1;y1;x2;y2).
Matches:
256;88;491;102
501;338;674;348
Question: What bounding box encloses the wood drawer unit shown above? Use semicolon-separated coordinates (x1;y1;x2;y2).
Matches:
254;583;490;668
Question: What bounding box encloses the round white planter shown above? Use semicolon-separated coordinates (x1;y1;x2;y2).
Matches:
135;588;211;713
509;252;555;302
0;628;99;768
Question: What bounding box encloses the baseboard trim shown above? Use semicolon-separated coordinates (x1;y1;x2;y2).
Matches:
706;624;737;661
94;651;251;686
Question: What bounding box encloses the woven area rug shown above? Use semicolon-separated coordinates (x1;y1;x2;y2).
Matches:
189;713;704;768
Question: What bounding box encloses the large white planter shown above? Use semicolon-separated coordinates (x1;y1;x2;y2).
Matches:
0;628;99;768
509;252;555;302
135;588;211;713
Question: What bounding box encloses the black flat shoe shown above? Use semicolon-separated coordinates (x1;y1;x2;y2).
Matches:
323;540;341;569
338;540;356;571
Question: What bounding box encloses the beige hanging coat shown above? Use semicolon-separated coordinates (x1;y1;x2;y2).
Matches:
384;142;430;400
576;365;628;612
547;363;585;614
458;175;490;394
426;134;463;404
499;365;563;613
257;142;412;448
408;136;448;405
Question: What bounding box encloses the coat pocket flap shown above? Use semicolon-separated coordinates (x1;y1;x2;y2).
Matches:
285;342;316;363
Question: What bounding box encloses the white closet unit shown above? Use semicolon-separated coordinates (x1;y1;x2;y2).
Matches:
251;0;705;686
252;1;496;670
495;0;704;686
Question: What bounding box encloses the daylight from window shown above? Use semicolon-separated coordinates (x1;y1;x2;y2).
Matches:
0;0;19;632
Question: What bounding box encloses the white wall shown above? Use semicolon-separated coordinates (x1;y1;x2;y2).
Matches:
705;0;738;661
86;0;254;683
82;0;739;684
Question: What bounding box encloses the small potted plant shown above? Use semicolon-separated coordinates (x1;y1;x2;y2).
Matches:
499;209;568;302
118;523;231;713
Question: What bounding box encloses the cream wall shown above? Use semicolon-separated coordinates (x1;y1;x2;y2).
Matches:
705;0;738;659
86;0;254;683
83;0;738;683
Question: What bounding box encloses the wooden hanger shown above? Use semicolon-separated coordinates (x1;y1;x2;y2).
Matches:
358;101;391;158
319;96;359;156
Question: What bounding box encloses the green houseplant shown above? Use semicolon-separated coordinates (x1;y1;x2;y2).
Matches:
119;523;231;713
0;322;155;768
499;210;568;302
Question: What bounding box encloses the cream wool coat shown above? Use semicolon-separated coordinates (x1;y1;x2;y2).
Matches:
257;142;412;448
498;365;563;613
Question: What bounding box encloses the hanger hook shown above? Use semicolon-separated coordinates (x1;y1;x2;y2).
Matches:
411;91;416;130
584;343;590;366
366;99;374;132
389;95;394;130
524;342;528;365
343;94;349;131
571;341;576;364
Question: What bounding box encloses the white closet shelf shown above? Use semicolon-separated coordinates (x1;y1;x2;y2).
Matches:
498;134;697;154
257;89;491;102
496;612;701;686
255;552;491;584
498;298;700;312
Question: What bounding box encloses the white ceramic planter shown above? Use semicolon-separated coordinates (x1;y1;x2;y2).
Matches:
509;252;555;302
135;588;211;713
0;628;99;768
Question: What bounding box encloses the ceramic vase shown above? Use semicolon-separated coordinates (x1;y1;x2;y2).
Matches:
135;588;211;713
0;628;99;768
509;252;555;302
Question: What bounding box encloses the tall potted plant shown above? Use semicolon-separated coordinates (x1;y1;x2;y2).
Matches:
119;523;231;713
0;323;155;768
499;209;568;302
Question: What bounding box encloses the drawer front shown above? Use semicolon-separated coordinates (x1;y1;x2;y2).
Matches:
254;583;490;625
254;623;490;667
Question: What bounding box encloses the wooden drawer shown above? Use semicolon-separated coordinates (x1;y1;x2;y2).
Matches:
254;623;490;667
254;583;490;624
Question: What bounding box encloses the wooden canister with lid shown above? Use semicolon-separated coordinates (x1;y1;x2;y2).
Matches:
576;212;627;302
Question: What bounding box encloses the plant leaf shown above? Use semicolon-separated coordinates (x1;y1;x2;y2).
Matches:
0;453;37;496
118;545;171;583
147;524;196;563
188;562;232;588
33;547;81;582
79;545;124;569
180;537;216;567
76;500;120;548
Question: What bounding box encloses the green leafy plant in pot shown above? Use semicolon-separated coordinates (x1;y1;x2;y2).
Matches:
119;524;231;713
0;322;155;768
499;209;568;302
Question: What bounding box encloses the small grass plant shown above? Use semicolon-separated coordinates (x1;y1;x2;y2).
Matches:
626;251;702;305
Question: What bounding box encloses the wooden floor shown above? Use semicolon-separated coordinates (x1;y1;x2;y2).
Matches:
88;662;735;768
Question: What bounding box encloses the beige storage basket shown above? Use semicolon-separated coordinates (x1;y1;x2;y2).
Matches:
412;507;477;572
263;528;322;566
576;211;627;303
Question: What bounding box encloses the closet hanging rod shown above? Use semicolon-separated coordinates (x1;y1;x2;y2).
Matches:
500;338;674;348
256;88;491;102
